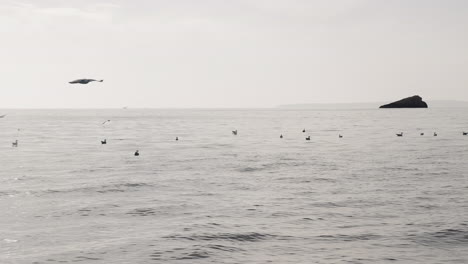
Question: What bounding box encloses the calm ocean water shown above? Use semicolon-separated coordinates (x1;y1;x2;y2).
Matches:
1;108;468;264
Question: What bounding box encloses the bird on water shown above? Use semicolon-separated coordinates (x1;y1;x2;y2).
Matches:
12;140;18;147
101;139;107;145
280;134;283;139
306;136;311;141
176;137;179;141
134;150;139;156
420;132;424;136
302;129;306;133
434;132;438;137
463;132;467;136
232;130;237;135
396;132;403;137
69;79;103;84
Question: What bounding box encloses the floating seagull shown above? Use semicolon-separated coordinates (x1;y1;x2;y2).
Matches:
176;137;179;141
396;132;403;137
434;132;438;137
280;134;283;139
69;79;103;84
305;136;311;141
232;130;237;135
12;140;18;147
134;150;139;156
0;114;6;118
339;134;343;138
102;120;110;125
302;129;306;133
101;139;107;145
420;133;424;136
463;132;467;136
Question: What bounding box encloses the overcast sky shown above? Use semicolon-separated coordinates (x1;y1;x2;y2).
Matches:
1;0;467;108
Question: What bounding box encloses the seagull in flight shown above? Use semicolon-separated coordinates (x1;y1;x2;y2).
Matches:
69;79;103;84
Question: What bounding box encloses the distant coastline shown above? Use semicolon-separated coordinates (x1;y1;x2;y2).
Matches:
278;100;468;109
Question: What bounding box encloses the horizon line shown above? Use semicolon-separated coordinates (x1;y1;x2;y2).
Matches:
1;100;468;110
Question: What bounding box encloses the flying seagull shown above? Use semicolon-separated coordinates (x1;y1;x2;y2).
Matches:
69;79;103;84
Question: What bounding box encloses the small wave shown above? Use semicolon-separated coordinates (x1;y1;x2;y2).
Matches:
39;182;152;196
237;161;307;173
3;238;18;243
73;256;102;261
411;227;468;247
310;202;343;208
317;233;381;242
0;190;21;197
126;204;193;217
165;232;274;242
127;208;156;217
151;248;210;261
313;177;337;183
150;244;243;261
238;167;260;172
176;250;210;260
205;244;242;252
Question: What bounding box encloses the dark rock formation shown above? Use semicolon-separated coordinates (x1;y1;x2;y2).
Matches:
379;95;428;108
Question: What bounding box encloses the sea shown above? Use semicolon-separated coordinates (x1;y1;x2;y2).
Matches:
1;108;467;264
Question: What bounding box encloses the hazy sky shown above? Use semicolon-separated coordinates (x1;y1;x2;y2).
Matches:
1;0;467;108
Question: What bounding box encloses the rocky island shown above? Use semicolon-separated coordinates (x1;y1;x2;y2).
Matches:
379;95;428;108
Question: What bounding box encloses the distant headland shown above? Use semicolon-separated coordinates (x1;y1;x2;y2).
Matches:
379;95;428;108
278;99;468;109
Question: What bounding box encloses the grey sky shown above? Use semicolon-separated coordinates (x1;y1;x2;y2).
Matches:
1;0;467;108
